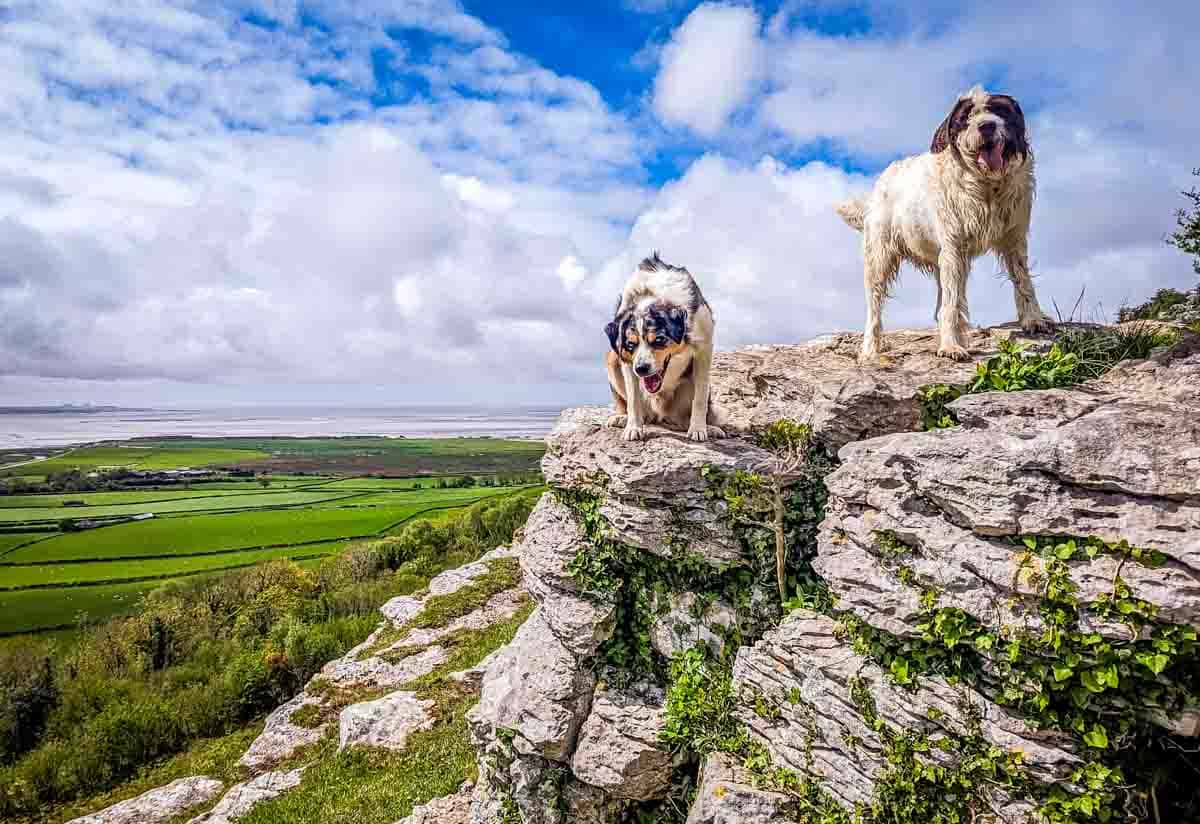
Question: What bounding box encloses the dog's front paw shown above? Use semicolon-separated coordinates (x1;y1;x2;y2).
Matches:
621;424;646;442
688;424;726;442
1019;313;1055;334
606;414;627;429
936;343;971;361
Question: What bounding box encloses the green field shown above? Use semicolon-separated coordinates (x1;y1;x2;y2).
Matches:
0;541;353;590
0;488;281;508
3;445;270;476
0;533;49;554
0;436;545;636
0;579;183;634
4;494;505;565
0;490;362;525
308;476;464;490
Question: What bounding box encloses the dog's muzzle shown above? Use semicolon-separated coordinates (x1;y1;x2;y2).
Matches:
640;355;670;395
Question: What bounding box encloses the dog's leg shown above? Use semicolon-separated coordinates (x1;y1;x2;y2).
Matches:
936;249;971;360
621;364;646;441
605;353;627;429
1000;241;1054;333
860;249;899;364
687;342;724;442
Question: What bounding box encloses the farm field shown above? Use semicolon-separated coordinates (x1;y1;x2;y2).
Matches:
0;490;361;525
126;436;546;476
1;444;270;476
0;488;287;508
5;489;520;564
307;476;469;490
0;436;545;636
0;541;352;590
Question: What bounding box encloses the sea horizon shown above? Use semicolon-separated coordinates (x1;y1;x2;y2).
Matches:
0;403;574;451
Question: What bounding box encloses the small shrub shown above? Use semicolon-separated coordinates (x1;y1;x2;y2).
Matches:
660;648;747;758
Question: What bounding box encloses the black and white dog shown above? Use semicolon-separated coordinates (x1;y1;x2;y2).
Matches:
604;253;728;442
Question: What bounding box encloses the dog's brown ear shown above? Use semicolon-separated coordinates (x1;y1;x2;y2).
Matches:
931;98;973;154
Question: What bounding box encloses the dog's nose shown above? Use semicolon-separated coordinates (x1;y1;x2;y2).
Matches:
634;362;652;377
979;121;997;139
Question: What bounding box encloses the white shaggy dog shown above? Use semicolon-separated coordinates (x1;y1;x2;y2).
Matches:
836;86;1054;362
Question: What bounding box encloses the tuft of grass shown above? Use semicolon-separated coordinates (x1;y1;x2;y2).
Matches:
1053;323;1176;380
288;703;325;729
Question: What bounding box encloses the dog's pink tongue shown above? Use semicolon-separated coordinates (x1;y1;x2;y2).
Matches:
982;143;1005;172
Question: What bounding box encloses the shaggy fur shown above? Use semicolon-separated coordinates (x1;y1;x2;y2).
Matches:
604;253;728;442
836;86;1054;362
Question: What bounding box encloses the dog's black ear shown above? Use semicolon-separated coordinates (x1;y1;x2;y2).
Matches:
663;306;688;344
604;320;620;352
931;98;973;154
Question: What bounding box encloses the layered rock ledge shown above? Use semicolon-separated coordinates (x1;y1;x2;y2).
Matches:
466;326;1200;823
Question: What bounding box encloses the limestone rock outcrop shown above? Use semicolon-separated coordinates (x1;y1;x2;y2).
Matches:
67;777;225;824
466;326;1200;823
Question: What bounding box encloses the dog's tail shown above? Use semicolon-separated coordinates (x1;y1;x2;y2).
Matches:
835;198;866;232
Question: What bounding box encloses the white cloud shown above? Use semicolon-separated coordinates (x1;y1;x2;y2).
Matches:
652;3;764;136
556;255;588;289
2;0;1199;408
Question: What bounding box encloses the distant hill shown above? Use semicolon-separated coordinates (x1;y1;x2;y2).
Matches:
0;405;144;415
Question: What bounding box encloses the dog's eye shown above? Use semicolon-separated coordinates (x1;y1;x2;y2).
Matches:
650;338;667;349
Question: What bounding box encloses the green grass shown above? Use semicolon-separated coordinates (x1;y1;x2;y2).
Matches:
0;579;176;634
5;495;496;564
0;533;48;554
2;445;270;476
317;487;527;509
0;488;274;508
0;541;350;590
0;490;361;525
309;477;460;490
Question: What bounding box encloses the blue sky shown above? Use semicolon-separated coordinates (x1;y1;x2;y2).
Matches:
0;0;1197;406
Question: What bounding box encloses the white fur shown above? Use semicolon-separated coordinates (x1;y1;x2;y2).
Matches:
837;86;1053;362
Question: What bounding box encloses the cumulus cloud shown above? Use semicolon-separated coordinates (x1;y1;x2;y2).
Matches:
652;3;764;136
2;0;1199;407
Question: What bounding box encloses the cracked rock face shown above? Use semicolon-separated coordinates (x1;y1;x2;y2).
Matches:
67;776;225;824
467;607;595;762
649;590;738;659
188;768;305;824
542;406;785;566
396;782;473;824
238;691;326;770
733;612;1080;817
817;347;1200;646
571;685;673;801
339;690;436;752
710;327;1043;449
686;753;796;824
517;494;617;656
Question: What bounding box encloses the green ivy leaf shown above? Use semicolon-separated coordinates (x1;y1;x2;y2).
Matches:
1083;725;1109;749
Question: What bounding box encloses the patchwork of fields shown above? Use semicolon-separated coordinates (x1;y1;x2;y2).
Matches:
0;438;545;635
